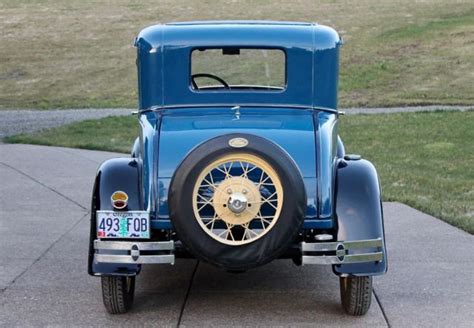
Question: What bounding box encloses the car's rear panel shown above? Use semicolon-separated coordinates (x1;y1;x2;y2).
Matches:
151;107;324;229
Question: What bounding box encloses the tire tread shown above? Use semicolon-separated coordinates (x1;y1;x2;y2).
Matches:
340;276;372;316
101;276;135;314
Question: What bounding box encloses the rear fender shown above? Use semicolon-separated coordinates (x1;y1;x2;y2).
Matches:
88;158;142;276
131;137;140;158
333;157;387;276
336;136;345;158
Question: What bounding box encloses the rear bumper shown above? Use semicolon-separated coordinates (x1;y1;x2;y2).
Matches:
301;238;383;265
93;240;175;265
90;238;384;276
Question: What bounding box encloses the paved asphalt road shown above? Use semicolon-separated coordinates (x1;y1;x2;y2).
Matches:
1;106;472;138
0;144;472;327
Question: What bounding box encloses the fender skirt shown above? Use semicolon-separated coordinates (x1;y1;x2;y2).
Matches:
333;158;388;276
88;158;142;276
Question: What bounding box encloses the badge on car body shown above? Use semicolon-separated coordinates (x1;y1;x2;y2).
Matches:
228;137;248;148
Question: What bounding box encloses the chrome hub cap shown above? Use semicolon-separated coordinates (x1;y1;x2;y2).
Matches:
228;192;247;214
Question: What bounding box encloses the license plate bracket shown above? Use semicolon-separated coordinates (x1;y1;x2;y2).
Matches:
96;211;150;239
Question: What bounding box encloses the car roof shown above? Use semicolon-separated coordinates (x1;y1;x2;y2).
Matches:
137;21;338;52
165;20;313;26
135;21;341;110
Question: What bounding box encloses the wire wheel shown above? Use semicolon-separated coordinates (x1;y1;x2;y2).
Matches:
192;153;283;246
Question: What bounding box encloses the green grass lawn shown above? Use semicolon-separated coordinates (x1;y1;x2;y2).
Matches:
5;110;473;233
340;110;473;234
1;0;473;109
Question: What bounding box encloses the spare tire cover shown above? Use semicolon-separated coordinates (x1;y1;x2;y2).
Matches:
168;133;306;270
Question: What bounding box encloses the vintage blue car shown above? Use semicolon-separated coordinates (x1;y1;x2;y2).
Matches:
88;21;387;316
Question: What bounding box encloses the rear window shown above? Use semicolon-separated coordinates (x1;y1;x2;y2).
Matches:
191;48;286;91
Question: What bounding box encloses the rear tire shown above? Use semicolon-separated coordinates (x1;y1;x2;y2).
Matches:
101;276;135;314
339;276;372;316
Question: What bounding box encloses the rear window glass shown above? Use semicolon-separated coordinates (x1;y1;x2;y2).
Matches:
191;48;286;91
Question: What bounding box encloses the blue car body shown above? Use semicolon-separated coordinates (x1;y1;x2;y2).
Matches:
89;21;387;279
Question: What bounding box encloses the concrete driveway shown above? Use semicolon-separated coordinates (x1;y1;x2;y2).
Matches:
0;144;472;327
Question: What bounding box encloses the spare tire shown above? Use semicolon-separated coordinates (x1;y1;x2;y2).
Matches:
168;134;306;270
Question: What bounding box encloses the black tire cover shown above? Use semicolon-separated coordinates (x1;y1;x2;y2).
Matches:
168;134;306;270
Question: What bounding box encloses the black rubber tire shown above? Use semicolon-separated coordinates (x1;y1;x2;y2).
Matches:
169;134;306;271
339;276;373;316
101;276;135;314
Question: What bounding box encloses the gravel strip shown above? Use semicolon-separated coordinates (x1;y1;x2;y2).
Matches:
0;108;131;138
342;105;473;115
0;105;472;138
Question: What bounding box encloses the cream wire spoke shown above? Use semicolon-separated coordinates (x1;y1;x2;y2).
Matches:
258;170;265;184
238;161;246;172
198;202;212;212
255;191;279;210
243;222;259;240
217;229;228;238
204;217;216;227
256;175;271;189
246;165;258;175
256;211;273;225
261;199;278;210
227;224;236;241
215;166;226;175
196;194;214;211
240;162;258;178
208;170;215;185
256;215;274;220
197;193;212;202
217;223;235;240
196;193;213;204
259;217;272;225
238;161;247;177
262;191;278;202
227;162;233;174
219;162;234;179
205;213;219;230
202;178;216;189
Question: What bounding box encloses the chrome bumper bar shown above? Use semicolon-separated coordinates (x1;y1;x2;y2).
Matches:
93;240;175;265
301;238;383;265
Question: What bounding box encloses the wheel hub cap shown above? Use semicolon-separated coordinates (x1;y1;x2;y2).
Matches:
228;192;247;213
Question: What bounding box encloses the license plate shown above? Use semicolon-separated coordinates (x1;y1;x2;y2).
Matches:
96;211;150;239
